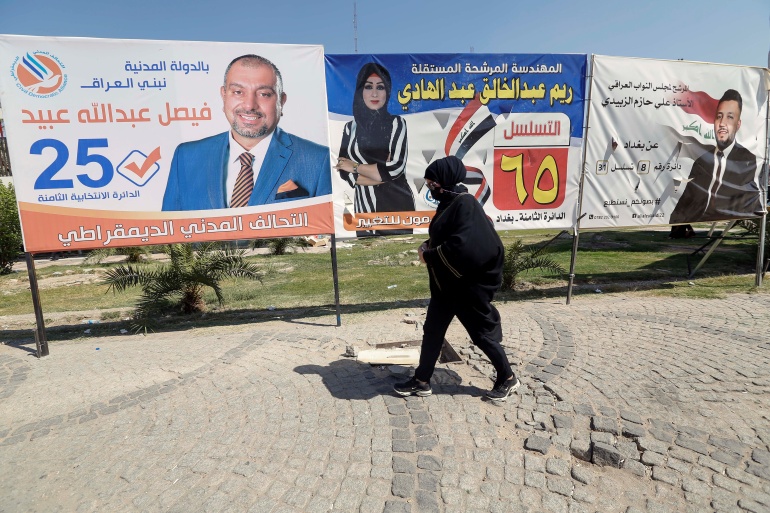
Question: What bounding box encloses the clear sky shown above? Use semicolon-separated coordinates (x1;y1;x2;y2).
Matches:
0;0;767;67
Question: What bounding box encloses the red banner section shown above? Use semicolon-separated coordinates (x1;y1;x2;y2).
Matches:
19;201;334;252
492;147;569;210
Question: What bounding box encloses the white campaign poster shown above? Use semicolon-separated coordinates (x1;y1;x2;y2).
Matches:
582;55;769;228
0;35;334;252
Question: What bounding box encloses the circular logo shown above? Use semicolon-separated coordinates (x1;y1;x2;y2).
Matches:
14;52;67;98
423;189;439;208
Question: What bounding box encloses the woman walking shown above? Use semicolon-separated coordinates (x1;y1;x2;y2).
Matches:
394;156;519;401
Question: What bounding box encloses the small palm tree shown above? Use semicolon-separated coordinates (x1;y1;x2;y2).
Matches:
252;237;309;255
84;246;150;264
501;239;565;290
104;243;265;331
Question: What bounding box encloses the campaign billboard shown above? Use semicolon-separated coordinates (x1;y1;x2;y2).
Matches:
325;53;587;237
0;35;335;252
581;55;768;228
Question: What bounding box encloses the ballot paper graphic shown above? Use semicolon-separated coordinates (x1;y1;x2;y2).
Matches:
117;148;162;187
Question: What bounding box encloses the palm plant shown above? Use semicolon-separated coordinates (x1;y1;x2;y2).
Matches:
252;237;309;255
501;238;566;290
104;243;266;331
83;246;151;264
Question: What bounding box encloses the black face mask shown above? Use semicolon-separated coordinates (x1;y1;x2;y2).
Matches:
429;187;458;203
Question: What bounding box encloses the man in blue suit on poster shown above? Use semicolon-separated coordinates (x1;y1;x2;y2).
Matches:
162;54;332;211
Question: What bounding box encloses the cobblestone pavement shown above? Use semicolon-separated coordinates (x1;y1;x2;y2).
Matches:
1;292;770;513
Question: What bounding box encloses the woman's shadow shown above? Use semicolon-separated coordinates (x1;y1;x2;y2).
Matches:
294;359;488;401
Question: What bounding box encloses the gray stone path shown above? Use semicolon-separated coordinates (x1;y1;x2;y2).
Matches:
1;293;769;512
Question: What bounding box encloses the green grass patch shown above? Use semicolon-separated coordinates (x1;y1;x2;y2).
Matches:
1;227;767;325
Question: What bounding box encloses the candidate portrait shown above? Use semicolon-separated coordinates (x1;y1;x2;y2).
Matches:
162;54;332;211
669;89;763;224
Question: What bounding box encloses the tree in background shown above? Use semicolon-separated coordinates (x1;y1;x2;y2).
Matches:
0;182;22;274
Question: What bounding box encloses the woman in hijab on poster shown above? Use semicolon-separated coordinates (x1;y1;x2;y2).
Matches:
394;156;520;401
334;62;415;237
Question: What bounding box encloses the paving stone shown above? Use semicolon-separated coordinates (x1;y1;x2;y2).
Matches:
619;410;643;425
699;455;727;474
552;414;573;429
392;456;416;474
675;436;710;456
572;485;596;504
524;470;546;488
752;449;770;466
415;490;440;513
638;437;670;454
383;500;411;513
740;487;770;508
571;465;594;485
524;435;551;455
709;436;749;456
669;447;698;464
570;439;591;462
591;416;620;435
726;467;761;487
525;453;546;472
667;457;693;475
623;460;647;477
590;431;614;445
710;450;743;467
592;442;623;468
739;499;770;513
416;455;442;471
573;404;595;416
649;429;675;444
746;463;770;481
546;457;570;477
391;474;414;498
542;491;569;512
616;440;640;461
652;466;680;486
621;423;646;439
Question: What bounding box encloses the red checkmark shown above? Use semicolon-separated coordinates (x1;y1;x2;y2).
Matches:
124;147;161;178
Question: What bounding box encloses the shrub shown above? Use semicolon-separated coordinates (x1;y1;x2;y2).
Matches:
0;182;22;274
501;238;565;290
83;246;151;264
253;237;308;255
104;243;266;332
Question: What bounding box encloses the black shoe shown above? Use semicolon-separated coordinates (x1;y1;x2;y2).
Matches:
394;377;432;397
486;376;520;402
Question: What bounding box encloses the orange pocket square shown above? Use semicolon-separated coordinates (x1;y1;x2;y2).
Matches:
277;180;299;193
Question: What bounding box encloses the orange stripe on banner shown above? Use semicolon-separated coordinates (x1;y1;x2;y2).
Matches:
342;211;435;232
19;202;334;253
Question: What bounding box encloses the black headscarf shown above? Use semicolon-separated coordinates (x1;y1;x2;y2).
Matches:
352;63;395;161
423;156;503;296
424;156;469;205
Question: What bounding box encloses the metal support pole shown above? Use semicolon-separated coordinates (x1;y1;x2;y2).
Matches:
330;234;342;327
688;221;735;279
566;224;581;305
24;252;49;357
566;55;596;305
757;214;766;287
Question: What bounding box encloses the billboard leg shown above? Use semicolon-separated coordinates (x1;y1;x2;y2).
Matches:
756;215;766;287
24;253;49;357
566;227;581;305
330;235;342;327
